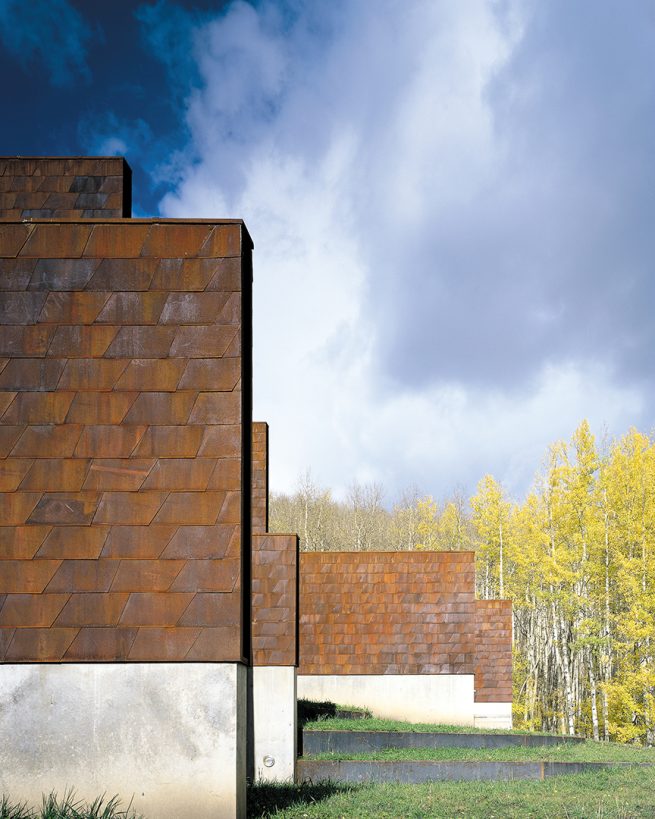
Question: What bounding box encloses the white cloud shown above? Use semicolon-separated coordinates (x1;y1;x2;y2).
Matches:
160;0;655;502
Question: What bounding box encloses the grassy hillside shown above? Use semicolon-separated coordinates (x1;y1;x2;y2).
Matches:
248;767;655;818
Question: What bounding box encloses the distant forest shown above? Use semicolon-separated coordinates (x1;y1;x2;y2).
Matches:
270;421;655;745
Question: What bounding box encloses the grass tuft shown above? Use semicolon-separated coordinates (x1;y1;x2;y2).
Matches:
1;796;33;819
0;792;141;819
297;699;371;729
247;781;356;818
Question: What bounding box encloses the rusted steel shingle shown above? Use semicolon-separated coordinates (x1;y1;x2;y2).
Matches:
0;158;130;219
299;551;478;676
298;550;512;702
251;533;299;666
251;423;268;535
474;599;513;702
0;157;251;663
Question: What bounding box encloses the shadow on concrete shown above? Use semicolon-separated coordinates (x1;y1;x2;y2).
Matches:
296;698;374;756
296;699;337;756
297;699;338;728
247;781;357;818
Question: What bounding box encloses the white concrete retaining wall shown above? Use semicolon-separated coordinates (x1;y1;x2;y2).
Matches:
250;666;296;782
474;702;513;730
298;674;475;725
0;663;246;819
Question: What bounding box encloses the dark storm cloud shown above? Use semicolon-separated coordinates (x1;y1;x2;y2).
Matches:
0;0;647;496
159;0;654;496
371;0;655;392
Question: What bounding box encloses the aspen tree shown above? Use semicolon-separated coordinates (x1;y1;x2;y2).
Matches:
270;422;655;743
415;496;440;550
471;475;513;599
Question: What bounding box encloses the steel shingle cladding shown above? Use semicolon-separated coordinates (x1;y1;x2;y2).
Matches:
299;551;513;704
250;422;299;667
299;550;478;676
251;533;299;666
251;422;268;534
0;158;131;219
0;158;253;663
474;599;513;702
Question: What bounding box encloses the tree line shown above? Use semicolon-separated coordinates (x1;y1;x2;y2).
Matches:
270;421;655;744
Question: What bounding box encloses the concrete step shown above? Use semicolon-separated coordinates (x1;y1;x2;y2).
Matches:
297;759;652;784
302;730;585;755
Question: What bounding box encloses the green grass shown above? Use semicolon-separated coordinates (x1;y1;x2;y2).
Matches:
247;766;655;817
297;700;371;728
305;739;655;763
330;703;371;715
304;716;540;734
0;792;141;819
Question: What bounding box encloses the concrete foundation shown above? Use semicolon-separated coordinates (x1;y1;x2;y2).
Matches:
474;702;513;730
0;663;247;819
297;674;475;726
250;666;296;782
301;729;581;754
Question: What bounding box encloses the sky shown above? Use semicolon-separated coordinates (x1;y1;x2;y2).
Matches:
1;0;654;505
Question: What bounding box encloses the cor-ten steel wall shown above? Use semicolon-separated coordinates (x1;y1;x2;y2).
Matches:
250;421;299;667
0;158;252;663
298;550;512;704
474;599;512;703
0;157;131;219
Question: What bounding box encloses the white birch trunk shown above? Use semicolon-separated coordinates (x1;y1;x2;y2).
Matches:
589;660;600;741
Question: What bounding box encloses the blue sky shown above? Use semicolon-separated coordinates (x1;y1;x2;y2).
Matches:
2;0;655;504
0;0;223;213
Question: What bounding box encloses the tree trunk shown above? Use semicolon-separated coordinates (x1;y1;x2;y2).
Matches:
603;501;612;741
602;687;610;742
553;607;576;735
589;660;600;741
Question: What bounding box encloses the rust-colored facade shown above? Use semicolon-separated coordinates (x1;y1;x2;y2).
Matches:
251;421;268;534
0;154;508;713
474;598;513;703
251;421;299;667
299;550;476;676
298;550;512;704
0;157;130;219
251;533;298;666
0;158;252;663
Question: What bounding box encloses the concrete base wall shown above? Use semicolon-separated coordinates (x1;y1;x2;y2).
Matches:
474;702;513;730
250;666;296;782
0;663;247;819
298;674;475;726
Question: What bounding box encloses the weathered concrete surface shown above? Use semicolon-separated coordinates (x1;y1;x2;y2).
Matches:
0;663;246;819
298;759;542;783
297;674;475;725
542;762;654;776
297;759;653;784
474;702;513;730
302;730;586;755
250;666;296;782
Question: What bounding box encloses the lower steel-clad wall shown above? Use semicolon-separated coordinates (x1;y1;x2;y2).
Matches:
297;551;513;729
250;424;299;783
250;531;299;782
0;158;254;818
